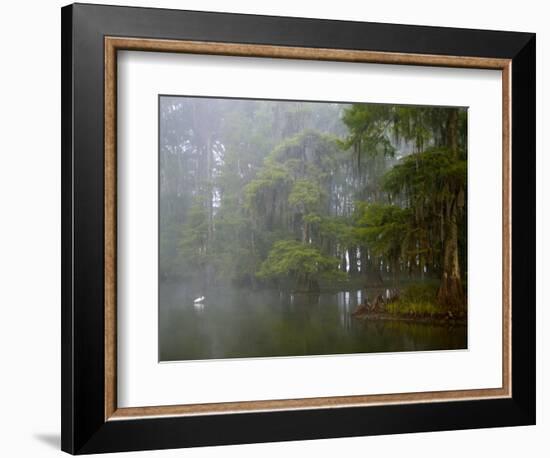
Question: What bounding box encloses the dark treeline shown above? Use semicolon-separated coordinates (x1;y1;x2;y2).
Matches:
159;97;467;310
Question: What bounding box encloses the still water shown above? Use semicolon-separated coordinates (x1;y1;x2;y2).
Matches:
159;283;467;361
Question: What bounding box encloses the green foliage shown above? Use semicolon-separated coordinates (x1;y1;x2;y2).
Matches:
159;97;467;306
383;147;466;198
391;106;448;152
177;201;210;273
244;130;344;246
244;160;291;216
341;104;396;162
318;216;354;245
381;147;467;272
303;213;322;225
257;240;344;285
385;283;440;316
288;179;323;211
353;203;411;262
385;300;440;317
211;205;260;283
400;283;439;303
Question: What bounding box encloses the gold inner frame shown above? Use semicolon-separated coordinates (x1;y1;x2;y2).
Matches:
104;36;512;421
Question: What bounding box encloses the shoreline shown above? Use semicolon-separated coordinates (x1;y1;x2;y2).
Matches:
352;312;467;326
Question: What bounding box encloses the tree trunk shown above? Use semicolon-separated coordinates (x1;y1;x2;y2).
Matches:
340;247;347;273
392;260;398;287
447;108;459;155
359;246;368;274
437;108;465;311
348;246;358;275
363;252;384;287
295;275;319;293
437;197;464;310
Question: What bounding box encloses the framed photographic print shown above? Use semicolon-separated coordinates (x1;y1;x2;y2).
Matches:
61;3;536;454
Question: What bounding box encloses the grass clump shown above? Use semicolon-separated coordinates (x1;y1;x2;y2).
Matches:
386;283;441;317
386;300;439;317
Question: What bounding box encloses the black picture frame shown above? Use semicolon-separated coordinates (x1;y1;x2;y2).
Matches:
61;3;536;454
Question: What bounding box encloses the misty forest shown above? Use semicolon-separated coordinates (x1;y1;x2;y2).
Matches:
159;96;467;361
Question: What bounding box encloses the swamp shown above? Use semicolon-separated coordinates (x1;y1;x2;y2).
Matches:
158;96;468;361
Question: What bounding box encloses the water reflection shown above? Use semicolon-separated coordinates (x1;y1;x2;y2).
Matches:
159;283;467;361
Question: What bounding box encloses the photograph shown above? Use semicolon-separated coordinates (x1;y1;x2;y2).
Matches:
55;2;537;455
158;95;468;361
